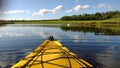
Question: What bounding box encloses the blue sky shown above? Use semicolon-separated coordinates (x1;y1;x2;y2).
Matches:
0;0;120;20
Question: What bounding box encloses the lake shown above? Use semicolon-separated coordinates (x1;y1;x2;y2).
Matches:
0;24;120;68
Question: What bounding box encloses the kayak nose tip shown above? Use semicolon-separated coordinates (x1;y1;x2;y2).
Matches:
48;36;54;41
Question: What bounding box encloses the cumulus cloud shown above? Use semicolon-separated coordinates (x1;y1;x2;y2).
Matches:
108;5;112;9
32;9;54;16
66;5;90;13
98;4;106;8
97;3;112;9
75;0;79;2
32;5;63;16
0;9;30;14
54;5;63;11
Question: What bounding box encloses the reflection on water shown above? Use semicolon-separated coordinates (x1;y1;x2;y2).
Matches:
0;24;120;68
60;26;120;35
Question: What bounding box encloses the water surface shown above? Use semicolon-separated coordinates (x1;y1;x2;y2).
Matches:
0;24;120;68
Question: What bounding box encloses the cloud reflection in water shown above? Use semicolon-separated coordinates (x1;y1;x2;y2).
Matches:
95;45;120;68
32;30;61;39
0;32;31;37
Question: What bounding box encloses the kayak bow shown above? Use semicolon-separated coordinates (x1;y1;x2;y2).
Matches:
11;36;93;68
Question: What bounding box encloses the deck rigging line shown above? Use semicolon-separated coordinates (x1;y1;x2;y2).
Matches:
11;36;93;68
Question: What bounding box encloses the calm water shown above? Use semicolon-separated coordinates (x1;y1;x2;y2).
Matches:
0;24;120;68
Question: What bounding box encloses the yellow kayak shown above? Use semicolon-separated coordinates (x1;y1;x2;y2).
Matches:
11;36;93;68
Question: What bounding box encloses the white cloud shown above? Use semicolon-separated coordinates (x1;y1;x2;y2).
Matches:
97;3;113;9
108;5;112;9
32;9;54;16
98;4;106;8
75;0;79;2
54;5;63;11
32;5;63;16
66;5;90;13
66;9;73;13
0;9;30;14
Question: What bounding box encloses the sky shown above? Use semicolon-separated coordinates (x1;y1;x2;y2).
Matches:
0;0;120;20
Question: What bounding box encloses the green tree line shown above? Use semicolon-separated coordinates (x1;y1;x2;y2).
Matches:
60;11;120;20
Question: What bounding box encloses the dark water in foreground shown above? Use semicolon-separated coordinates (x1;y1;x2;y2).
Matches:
0;24;120;68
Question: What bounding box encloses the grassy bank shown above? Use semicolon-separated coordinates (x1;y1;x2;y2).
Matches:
6;18;120;25
4;19;120;35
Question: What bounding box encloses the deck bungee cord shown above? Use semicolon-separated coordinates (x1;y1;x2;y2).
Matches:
11;36;94;68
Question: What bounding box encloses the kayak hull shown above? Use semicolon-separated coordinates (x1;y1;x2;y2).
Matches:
12;38;93;68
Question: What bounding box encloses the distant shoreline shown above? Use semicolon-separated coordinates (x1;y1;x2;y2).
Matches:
4;19;120;23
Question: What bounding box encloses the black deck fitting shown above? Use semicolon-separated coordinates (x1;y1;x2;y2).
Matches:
48;36;55;41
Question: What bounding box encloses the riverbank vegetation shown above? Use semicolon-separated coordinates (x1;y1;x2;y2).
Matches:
4;11;120;25
60;11;120;20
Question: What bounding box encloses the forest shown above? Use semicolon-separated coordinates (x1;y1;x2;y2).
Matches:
60;11;120;20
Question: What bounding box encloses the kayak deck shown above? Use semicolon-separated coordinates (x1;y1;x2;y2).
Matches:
12;37;93;68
